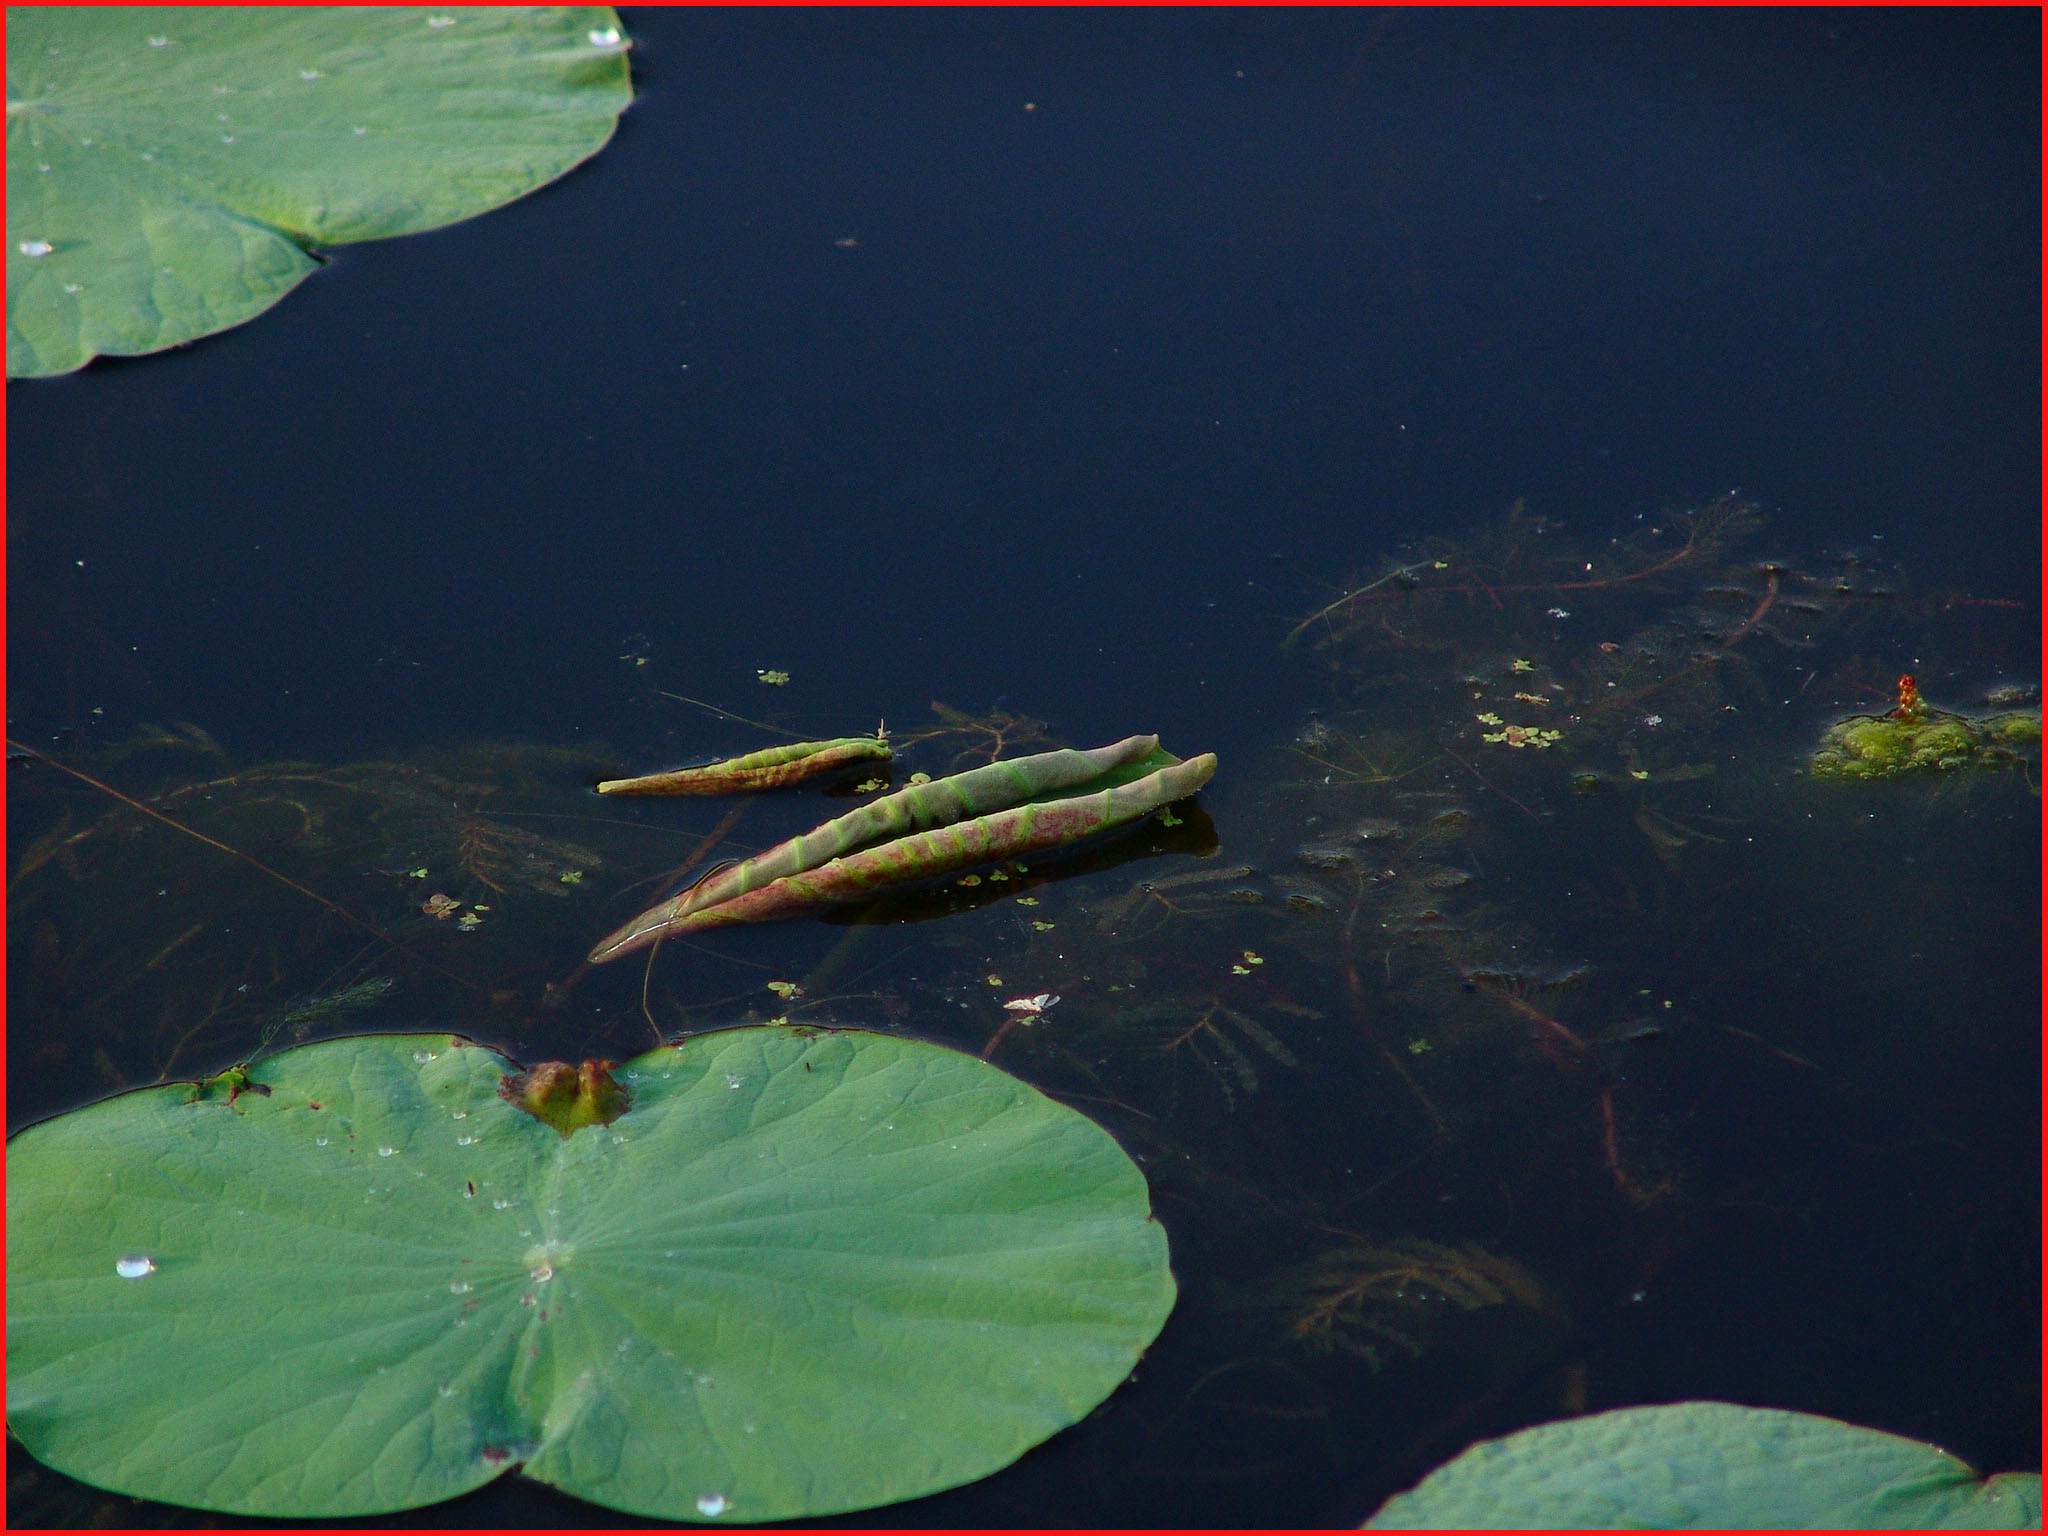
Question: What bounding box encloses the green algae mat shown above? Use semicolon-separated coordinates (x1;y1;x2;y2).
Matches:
7;7;633;376
7;1028;1176;1521
1810;706;2039;780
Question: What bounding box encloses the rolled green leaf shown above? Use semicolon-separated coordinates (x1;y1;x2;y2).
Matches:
596;737;890;796
591;735;1164;961
593;753;1217;959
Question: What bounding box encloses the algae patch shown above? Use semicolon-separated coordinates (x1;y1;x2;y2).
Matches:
1810;691;2039;780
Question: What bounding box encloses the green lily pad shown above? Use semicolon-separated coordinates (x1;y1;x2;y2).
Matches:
7;6;632;377
7;1028;1176;1521
1364;1402;2042;1529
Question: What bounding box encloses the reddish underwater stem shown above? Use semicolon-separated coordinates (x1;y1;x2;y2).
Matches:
1340;893;1451;1137
7;738;472;989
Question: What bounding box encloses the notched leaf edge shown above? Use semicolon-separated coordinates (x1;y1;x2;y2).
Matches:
497;1059;631;1137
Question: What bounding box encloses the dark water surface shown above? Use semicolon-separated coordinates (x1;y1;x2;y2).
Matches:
8;9;2038;1528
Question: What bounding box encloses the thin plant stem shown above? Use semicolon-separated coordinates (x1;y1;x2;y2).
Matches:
654;690;801;739
8;738;477;992
1341;892;1451;1137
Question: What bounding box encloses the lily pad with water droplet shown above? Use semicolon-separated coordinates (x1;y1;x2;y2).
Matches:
6;7;632;377
7;1029;1175;1521
1363;1402;2042;1529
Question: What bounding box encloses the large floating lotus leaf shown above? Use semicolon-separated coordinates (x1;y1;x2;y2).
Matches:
7;1029;1175;1521
7;7;632;377
1364;1401;2042;1529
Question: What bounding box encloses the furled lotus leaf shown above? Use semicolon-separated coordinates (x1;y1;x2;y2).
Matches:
596;736;892;796
7;1029;1176;1522
592;734;1168;960
592;746;1216;961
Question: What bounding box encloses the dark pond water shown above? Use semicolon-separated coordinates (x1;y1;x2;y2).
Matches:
8;8;2039;1528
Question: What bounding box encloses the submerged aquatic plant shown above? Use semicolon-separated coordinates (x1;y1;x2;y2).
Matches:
892;701;1060;768
1274;1235;1561;1373
334;759;605;897
1087;861;1271;943
1285;496;1907;805
6;738;641;1093
988;989;1304;1111
1286;495;1766;651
